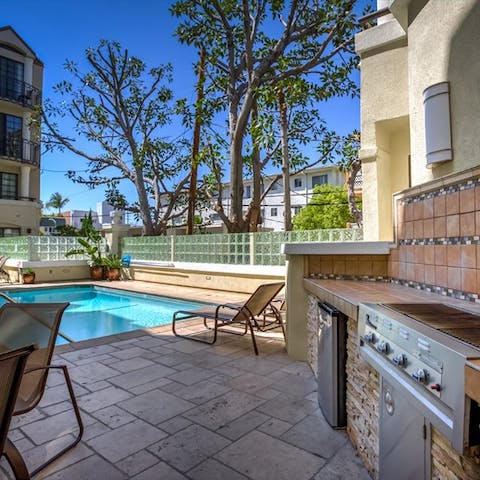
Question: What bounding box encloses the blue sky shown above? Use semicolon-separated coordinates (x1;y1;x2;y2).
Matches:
3;0;367;213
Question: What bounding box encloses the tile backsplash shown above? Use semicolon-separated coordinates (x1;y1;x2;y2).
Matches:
390;166;480;301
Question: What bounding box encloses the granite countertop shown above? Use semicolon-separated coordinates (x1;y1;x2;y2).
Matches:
304;278;480;320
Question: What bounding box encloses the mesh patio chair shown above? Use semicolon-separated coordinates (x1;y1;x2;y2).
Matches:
172;282;285;355
0;300;83;477
0;344;36;480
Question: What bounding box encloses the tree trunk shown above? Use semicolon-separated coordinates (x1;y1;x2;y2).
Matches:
248;99;262;232
278;87;292;231
346;159;363;226
186;47;206;235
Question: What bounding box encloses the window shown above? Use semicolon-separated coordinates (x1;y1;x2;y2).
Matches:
0;113;22;159
312;174;328;188
292;206;302;215
0;227;20;237
0;172;17;199
271;207;278;217
270;181;281;192
244;185;251;198
294;178;302;188
0;56;24;100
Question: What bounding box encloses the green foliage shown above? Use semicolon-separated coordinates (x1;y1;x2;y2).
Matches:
102;254;122;269
45;192;69;214
55;224;79;236
293;185;361;230
66;212;104;266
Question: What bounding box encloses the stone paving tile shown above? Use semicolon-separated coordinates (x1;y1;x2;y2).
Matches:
227;372;274;394
166;366;215;385
110;346;149;360
314;441;372;480
78;385;133;413
215;430;325;480
256;392;318;424
157;416;192;435
40;454;127;480
109;364;176;390
268;370;317;397
80;420;111;441
166;379;231;405
257;417;293;437
189;351;229;368
184;390;266;430
86;419;167;463
165;338;211;354
154;351;194;367
281;414;348;459
115;449;160;477
39;383;91;408
69;362;120;385
82;379;111;393
107;357;156;373
118;389;195;425
59;345;118;363
187;458;248;480
41;400;74;416
216;410;271;441
148;424;231;472
128;376;173;395
33;439;94;480
89;405;137;429
21;409;93;445
131;462;188;480
231;356;284;375
10;408;45;429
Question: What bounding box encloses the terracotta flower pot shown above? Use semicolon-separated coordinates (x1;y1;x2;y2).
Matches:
22;273;35;284
107;268;121;281
90;266;104;280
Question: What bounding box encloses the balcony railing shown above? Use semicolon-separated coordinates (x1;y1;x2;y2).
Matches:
0;135;40;167
0;76;41;107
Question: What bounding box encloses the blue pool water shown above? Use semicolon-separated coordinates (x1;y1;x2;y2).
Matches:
1;286;208;344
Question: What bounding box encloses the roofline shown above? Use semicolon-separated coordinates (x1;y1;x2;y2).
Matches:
0;25;44;65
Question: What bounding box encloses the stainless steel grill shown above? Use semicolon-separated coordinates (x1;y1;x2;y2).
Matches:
358;302;480;461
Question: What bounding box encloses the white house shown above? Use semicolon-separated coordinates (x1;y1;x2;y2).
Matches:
207;165;349;231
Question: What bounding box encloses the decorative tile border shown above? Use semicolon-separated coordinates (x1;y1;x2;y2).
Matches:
390;278;480;303
307;273;389;282
400;178;478;205
399;236;480;246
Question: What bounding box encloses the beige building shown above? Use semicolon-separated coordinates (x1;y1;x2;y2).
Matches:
0;26;42;236
357;0;480;241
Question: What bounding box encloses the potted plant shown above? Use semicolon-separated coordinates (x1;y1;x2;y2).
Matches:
103;254;123;281
66;212;105;280
22;268;35;284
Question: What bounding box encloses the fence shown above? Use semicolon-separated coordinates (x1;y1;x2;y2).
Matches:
0;236;107;261
122;228;363;266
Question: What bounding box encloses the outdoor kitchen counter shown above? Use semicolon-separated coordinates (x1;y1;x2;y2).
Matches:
303;278;480;321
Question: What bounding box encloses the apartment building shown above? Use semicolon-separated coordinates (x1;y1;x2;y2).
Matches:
208;165;348;231
0;26;43;236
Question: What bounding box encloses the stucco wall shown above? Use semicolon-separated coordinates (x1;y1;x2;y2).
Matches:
357;0;480;241
408;0;480;185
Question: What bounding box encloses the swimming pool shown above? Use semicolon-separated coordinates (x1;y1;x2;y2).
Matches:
1;285;209;344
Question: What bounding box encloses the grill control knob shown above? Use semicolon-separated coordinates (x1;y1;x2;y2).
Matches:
392;353;407;367
376;341;390;354
364;332;377;344
412;369;429;384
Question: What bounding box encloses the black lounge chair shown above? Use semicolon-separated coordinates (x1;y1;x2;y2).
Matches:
172;282;285;355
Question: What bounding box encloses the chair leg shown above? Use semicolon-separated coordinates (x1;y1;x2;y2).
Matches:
246;318;259;355
4;438;30;480
172;313;217;345
29;365;83;477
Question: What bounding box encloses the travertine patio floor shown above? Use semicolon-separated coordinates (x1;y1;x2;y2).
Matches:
0;282;370;480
